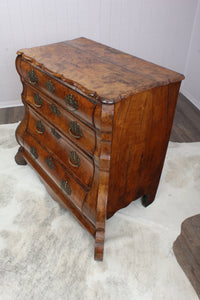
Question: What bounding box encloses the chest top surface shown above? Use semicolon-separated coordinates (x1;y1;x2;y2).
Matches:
18;37;184;103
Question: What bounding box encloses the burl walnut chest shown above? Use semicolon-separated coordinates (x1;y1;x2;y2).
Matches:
15;37;184;260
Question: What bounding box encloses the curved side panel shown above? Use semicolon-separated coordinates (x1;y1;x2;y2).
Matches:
94;104;114;261
15;55;29;152
15;100;28;146
81;102;101;225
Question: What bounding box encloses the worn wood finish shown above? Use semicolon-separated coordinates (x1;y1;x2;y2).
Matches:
26;98;96;156
23;85;97;155
20;60;96;126
107;82;181;216
17;37;183;103
15;37;184;260
2;93;200;143
27;108;94;188
173;215;200;298
24;132;87;211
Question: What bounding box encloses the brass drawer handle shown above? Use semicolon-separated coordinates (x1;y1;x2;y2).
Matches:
36;120;45;134
28;69;38;85
51;128;61;139
61;180;71;195
33;93;43;108
68;151;80;168
50;103;60;116
45;80;55;93
69;121;82;139
45;157;54;170
65;94;78;111
30;146;38;159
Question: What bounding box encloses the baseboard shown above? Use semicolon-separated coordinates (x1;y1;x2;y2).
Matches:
180;88;200;111
0;100;23;109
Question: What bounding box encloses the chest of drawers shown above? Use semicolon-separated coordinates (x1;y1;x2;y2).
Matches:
15;37;184;261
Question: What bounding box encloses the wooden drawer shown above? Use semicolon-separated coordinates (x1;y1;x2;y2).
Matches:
25;87;96;155
20;60;95;125
27;107;94;188
23;132;86;211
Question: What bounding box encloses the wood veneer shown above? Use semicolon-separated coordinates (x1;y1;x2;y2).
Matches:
15;37;184;260
2;94;199;144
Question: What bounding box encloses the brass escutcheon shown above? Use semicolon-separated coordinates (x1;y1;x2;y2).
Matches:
61;180;71;195
51;128;61;139
50;103;60;116
45;157;54;170
65;94;78;111
45;80;55;93
30;146;38;159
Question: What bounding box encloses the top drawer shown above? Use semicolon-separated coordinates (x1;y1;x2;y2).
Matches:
20;59;96;126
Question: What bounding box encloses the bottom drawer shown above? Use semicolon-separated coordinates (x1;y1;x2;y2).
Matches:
23;132;86;211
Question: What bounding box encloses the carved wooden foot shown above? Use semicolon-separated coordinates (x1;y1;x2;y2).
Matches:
15;146;27;165
94;229;105;261
141;181;160;207
142;192;156;207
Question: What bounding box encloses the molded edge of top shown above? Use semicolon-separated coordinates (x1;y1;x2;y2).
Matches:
17;40;185;105
17;51;114;104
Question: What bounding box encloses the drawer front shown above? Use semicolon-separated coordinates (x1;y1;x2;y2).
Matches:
27;107;94;188
23;132;86;211
25;87;96;155
20;60;95;125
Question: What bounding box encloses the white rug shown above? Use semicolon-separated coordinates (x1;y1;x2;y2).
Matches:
0;122;199;300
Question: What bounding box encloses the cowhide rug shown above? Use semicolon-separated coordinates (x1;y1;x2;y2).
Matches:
0;122;199;300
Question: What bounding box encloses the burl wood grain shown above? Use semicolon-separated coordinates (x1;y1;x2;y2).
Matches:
20;60;96;126
25;90;96;155
17;37;184;103
27;108;94;188
15;37;184;261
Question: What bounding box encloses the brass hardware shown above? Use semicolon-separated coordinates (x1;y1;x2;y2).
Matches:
45;80;55;93
68;151;80;168
45;157;54;169
51;128;61;139
65;94;78;111
50;103;60;116
36;120;45;134
61;180;71;195
69;121;82;139
33;93;43;108
28;69;38;84
30;146;38;159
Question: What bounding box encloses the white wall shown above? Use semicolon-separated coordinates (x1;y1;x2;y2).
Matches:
181;0;200;110
0;0;198;108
